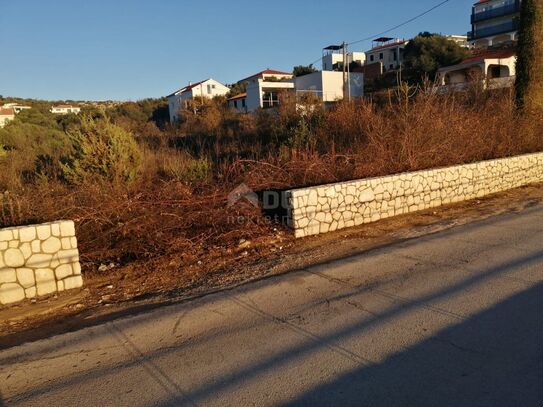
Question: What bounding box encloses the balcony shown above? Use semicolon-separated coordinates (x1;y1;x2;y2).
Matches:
469;20;519;41
471;0;520;24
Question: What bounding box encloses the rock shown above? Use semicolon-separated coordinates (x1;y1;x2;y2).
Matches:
36;224;51;240
19;227;36;242
35;268;57;296
0;268;16;284
42;237;61;254
0;283;25;304
20;243;32;260
98;264;108;272
16;268;35;288
0;230;13;242
4;248;25;268
51;223;61;236
27;254;53;268
60;221;76;237
63;275;83;290
359;188;375;203
25;286;37;299
55;264;73;279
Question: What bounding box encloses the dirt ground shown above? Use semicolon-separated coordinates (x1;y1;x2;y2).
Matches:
1;184;542;349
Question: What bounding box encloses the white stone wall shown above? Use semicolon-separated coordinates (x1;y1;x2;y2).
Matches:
287;152;543;238
0;220;83;305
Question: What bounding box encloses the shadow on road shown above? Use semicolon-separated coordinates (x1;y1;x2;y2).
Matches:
281;282;543;407
2;207;543;406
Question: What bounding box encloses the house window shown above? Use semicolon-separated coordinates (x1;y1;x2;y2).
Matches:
207;84;212;94
212;84;216;89
393;51;397;61
379;53;384;60
370;55;374;62
242;99;246;108
234;100;238;108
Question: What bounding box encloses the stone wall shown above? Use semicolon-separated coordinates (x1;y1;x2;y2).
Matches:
286;152;543;238
0;220;82;305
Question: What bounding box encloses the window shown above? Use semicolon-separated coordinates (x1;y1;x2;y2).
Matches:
370;55;374;62
242;99;246;108
379;53;384;60
207;84;212;94
393;51;397;61
234;100;238;108
212;84;216;89
390;64;394;70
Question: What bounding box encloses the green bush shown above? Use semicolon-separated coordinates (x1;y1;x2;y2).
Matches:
62;117;142;184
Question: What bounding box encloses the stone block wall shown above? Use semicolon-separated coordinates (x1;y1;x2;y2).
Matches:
0;220;83;305
286;152;543;238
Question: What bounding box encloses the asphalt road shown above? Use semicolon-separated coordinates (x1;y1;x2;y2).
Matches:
1;205;543;407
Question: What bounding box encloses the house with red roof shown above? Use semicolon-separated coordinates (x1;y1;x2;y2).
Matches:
469;0;521;48
0;108;15;128
436;47;516;91
365;38;409;73
167;78;229;122
235;69;295;112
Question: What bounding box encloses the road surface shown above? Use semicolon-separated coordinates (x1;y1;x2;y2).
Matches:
1;205;543;406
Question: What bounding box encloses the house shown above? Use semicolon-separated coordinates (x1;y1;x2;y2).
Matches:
167;78;229;122
2;103;31;114
294;71;364;102
322;46;366;71
0;108;15;128
240;69;295;111
365;38;408;72
436;48;516;91
445;35;470;48
227;93;247;113
469;0;521;48
50;105;81;114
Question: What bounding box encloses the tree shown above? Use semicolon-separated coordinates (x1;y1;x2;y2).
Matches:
403;33;469;84
293;64;317;77
516;0;543;112
227;82;248;98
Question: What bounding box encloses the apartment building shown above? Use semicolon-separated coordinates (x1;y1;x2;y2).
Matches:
469;0;521;48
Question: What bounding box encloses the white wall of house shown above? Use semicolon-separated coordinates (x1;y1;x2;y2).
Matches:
246;80;295;111
322;52;366;71
0;109;15;128
294;71;364;102
168;79;229;122
365;42;406;71
50;106;81;114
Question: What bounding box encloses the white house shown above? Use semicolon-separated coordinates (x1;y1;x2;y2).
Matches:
469;0;521;48
436;48;516;91
365;38;408;72
322;46;366;71
167;78;230;122
50;105;81;114
0;108;15;128
240;69;295;112
2;103;31;114
295;71;364;102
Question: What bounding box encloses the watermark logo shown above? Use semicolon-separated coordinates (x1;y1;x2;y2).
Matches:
227;183;260;209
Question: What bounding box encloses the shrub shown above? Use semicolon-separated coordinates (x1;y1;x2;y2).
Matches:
62;116;142;184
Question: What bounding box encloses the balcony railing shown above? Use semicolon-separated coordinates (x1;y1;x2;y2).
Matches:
469;19;519;40
471;0;521;24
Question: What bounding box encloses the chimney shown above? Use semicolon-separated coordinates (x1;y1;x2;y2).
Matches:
189;81;192;86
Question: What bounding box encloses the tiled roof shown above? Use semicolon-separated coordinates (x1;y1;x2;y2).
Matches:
167;79;208;97
227;92;247;101
462;48;516;64
238;69;292;83
0;108;15;115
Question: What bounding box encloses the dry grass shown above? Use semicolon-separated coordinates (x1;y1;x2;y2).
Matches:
3;86;543;272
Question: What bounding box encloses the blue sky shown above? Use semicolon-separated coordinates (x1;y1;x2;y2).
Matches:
0;0;475;101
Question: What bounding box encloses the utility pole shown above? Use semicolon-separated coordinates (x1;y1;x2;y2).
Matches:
342;41;347;101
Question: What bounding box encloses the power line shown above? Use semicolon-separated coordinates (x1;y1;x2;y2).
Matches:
306;0;455;67
348;0;453;46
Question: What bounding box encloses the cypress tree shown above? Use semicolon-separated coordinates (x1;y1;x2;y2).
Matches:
516;0;543;112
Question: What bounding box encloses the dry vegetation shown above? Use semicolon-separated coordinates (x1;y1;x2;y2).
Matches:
1;85;542;276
